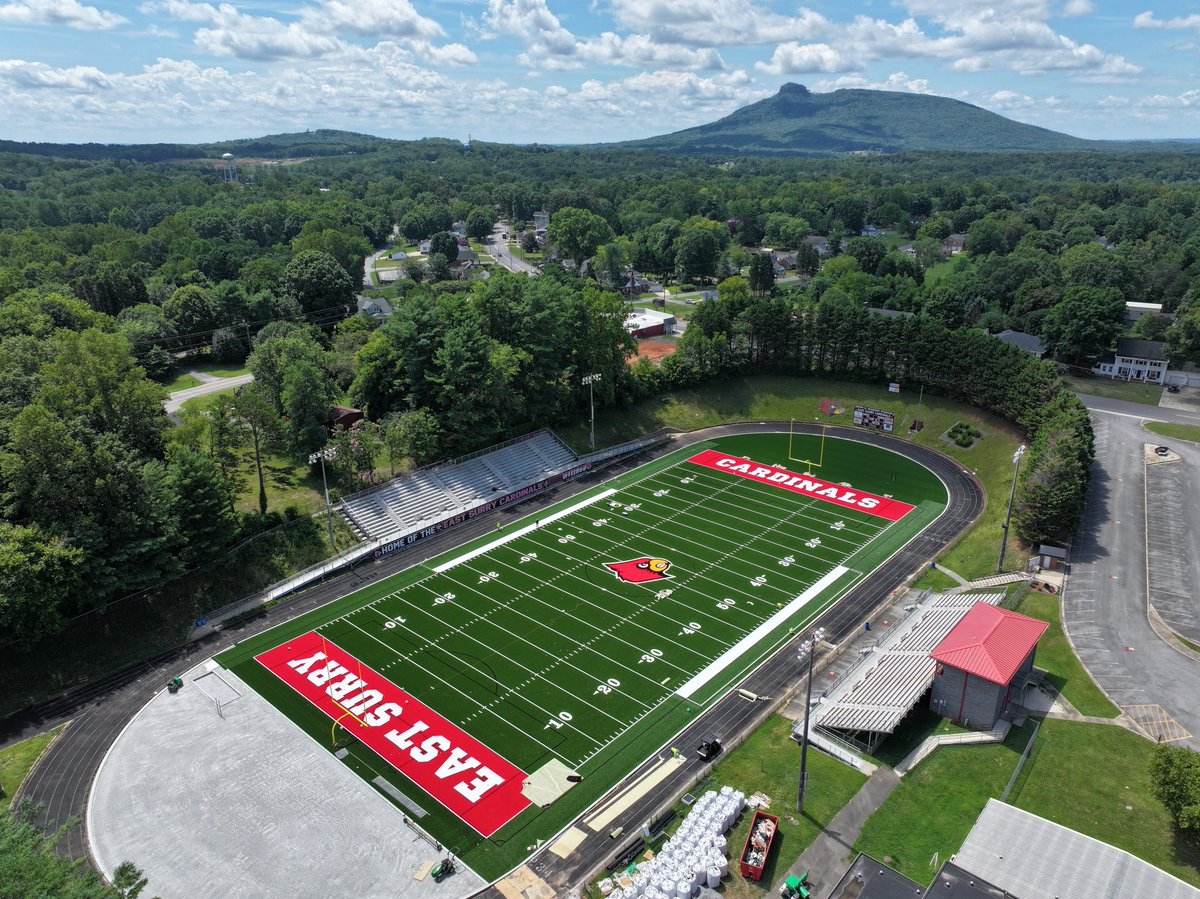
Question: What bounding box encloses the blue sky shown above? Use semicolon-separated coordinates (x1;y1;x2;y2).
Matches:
3;0;1200;145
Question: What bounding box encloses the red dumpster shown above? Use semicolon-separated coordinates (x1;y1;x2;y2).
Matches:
738;810;779;881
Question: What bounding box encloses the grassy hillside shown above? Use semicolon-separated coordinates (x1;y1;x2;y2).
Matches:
622;83;1104;157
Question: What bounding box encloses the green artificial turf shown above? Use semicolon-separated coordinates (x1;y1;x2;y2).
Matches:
218;432;946;880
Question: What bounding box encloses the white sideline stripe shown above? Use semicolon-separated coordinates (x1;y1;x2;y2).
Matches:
433;489;619;573
675;565;850;700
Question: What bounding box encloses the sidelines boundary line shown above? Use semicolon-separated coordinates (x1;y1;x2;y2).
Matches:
432;489;618;573
675;564;850;699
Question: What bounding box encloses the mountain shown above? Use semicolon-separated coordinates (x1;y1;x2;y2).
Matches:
0;129;394;163
617;83;1104;157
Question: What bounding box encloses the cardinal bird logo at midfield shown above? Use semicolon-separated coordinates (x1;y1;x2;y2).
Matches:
606;557;673;584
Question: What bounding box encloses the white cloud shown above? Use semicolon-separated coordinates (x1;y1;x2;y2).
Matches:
0;0;126;30
486;0;723;70
757;43;858;75
607;0;828;47
1062;0;1093;15
815;71;932;93
1134;11;1200;31
302;0;444;40
0;58;112;88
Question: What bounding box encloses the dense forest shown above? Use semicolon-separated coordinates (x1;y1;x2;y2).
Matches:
2;135;1199;683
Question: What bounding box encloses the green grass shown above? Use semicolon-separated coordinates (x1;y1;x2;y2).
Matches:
1016;590;1119;718
161;360;250;393
217;433;942;880
855;723;1034;885
921;259;955;285
670;716;866;899
558;375;1024;584
1145;421;1200;445
868;706;970;769
0;726;63;814
1008;719;1200;887
1062;373;1163;406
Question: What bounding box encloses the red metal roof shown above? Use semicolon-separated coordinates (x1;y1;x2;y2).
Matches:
930;602;1049;685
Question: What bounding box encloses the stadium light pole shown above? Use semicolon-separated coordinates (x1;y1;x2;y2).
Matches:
997;444;1026;574
797;627;825;815
583;372;602;451
309;446;337;551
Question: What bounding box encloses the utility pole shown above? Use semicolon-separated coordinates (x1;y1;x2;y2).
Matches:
797;627;825;814
583;372;602;451
998;444;1026;573
309;446;337;551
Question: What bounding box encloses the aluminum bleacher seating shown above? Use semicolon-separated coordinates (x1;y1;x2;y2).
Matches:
340;431;579;540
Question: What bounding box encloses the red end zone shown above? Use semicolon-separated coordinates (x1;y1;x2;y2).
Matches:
256;631;530;837
688;449;915;522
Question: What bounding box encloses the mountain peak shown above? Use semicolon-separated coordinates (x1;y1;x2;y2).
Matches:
618;85;1098;157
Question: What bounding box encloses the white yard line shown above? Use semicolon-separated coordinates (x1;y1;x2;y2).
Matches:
432;488;617;573
675;565;850;699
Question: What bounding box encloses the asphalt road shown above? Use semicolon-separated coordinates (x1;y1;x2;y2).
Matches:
487;223;540;275
5;423;979;892
1061;408;1200;749
162;373;254;414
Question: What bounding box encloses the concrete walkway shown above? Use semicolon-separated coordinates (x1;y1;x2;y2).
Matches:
774;767;900;899
929;562;969;586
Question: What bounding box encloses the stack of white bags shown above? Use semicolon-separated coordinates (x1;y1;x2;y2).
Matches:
614;787;745;899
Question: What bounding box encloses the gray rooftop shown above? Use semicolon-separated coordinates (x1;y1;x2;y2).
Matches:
996;330;1047;356
827;853;925;899
1115;338;1168;361
954;799;1200;899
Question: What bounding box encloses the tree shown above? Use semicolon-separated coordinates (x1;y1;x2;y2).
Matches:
246;332;329;409
748;254;775;296
403;258;427;284
0;522;83;646
1130;312;1172;342
387;409;444;467
547;207;613;266
0;802;150;898
465;206;495;241
162;284;217;337
232;384;279;514
1041;286;1126;363
1150;743;1200;832
282;250;355;313
167;446;235;566
674;222;721;284
427;252;451;283
280;360;337;456
36;329;167;457
429;231;459;263
1165;303;1200;366
844;237;888;275
74;261;148;316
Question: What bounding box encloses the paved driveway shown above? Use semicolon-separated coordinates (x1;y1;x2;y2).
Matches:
1063;411;1200;748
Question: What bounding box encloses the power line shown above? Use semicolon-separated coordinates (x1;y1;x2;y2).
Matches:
129;301;357;348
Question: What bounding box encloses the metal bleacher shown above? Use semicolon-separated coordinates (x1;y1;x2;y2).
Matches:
340;430;579;541
813;592;1006;741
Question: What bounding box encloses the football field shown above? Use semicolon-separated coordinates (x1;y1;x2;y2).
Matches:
218;432;947;880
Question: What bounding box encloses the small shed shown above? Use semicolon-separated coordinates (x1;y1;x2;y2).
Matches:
329;406;364;432
929;603;1048;728
1038;544;1068;570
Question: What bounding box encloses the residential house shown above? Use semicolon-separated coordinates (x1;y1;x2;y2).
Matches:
860;224;884;238
803;235;830;256
1125;301;1164;329
898;243;917;257
389;250;407;261
772;250;798;271
942;233;968;256
356;295;392;319
1092;338;1169;383
995;330;1049;360
532;210;550;231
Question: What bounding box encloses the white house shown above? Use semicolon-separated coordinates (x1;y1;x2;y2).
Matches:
1092;338;1169;383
